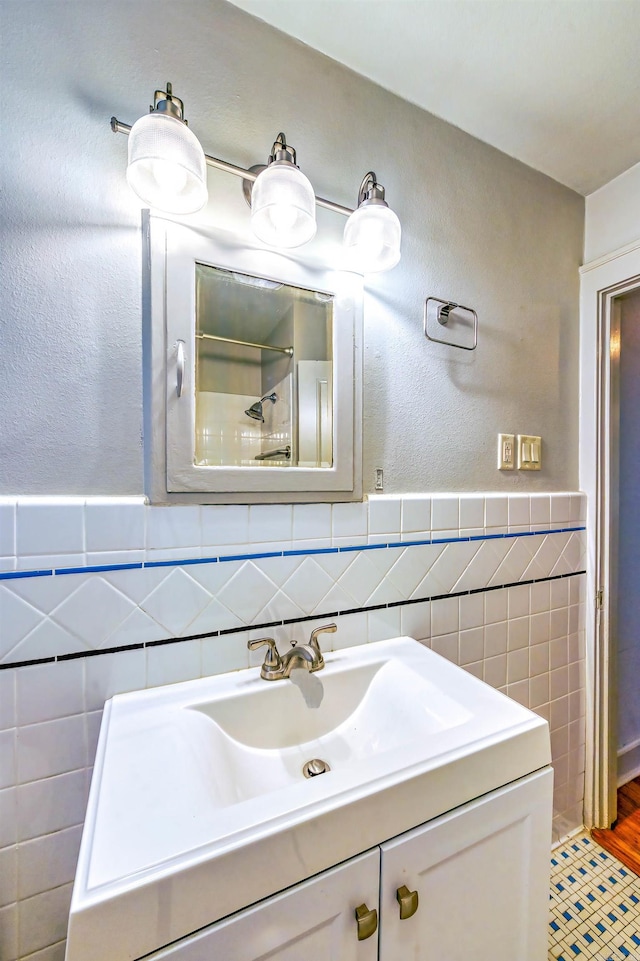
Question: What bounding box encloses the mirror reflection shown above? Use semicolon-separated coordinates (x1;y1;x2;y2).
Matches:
195;264;334;469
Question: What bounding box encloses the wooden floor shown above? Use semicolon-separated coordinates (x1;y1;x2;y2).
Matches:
592;775;640;876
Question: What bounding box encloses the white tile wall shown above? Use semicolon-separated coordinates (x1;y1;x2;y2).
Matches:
400;495;431;534
16;499;84;559
0;492;587;960
85;499;145;553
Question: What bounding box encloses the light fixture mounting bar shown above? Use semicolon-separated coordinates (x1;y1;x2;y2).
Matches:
110;118;353;217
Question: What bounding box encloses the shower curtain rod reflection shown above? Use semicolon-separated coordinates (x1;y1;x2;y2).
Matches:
196;332;294;357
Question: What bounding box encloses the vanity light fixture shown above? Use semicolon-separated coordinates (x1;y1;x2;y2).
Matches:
112;83;401;271
343;172;402;273
249;133;317;248
125;83;208;215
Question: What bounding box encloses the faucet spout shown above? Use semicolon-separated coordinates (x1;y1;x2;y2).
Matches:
280;644;317;677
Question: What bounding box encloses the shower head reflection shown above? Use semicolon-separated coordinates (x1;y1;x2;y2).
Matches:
245;392;277;423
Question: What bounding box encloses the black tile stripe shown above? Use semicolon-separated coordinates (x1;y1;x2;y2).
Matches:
0;570;586;671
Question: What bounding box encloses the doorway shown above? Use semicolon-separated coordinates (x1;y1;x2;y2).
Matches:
612;288;640;791
580;245;640;830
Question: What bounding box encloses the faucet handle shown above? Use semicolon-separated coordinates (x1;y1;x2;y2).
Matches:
308;623;337;667
247;637;283;680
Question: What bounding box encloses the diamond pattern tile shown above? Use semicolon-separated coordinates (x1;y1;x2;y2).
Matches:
312;582;358;615
0;588;47;659
366;579;406;607
184;562;238;597
9;573;89;613
425;540;483;594
185;597;245;637
554;533;586;578
281;558;336;614
364;546;405;577
385;546;438;598
106;566;169;605
4;619;91;663
255;589;304;625
52;577;137;648
338;552;390;606
526;534;567;581
216;562;279;623
313;550;356;579
408;544;448;598
102;607;171;648
489;536;540;586
0;515;585;662
141;568;212;635
452;539;507;593
254;554;304;589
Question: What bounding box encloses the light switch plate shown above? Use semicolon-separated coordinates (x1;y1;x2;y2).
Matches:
498;433;515;470
517;435;541;470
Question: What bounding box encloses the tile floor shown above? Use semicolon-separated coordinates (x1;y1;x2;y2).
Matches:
549;834;640;959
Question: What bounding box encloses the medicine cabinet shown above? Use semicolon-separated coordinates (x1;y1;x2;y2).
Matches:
144;215;363;503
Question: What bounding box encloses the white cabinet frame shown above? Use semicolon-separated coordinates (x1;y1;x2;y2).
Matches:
144;214;363;504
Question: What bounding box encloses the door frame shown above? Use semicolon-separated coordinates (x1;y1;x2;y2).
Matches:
579;238;640;828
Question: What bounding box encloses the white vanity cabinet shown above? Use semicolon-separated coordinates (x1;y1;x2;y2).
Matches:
145;849;381;961
143;769;552;961
379;768;552;961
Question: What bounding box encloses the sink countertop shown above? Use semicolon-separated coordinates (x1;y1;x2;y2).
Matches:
66;637;551;961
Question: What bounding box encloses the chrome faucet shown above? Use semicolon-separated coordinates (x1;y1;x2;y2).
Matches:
248;624;337;681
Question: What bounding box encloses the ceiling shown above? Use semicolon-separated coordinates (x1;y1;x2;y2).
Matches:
227;0;640;196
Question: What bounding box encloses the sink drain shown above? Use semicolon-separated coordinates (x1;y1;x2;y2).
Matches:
302;758;331;778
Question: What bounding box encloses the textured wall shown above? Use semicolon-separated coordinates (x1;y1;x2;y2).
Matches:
0;0;583;495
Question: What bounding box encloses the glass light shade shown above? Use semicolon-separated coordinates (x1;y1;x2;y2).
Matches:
250;162;317;248
126;112;208;214
343;203;402;273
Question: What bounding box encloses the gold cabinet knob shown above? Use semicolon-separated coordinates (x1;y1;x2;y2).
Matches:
355;903;378;940
396;884;419;920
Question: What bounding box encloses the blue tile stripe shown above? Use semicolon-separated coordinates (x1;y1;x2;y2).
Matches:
0;525;586;581
0;568;53;579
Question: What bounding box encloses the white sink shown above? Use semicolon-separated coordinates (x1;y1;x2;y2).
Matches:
187;655;471;804
66;637;551;961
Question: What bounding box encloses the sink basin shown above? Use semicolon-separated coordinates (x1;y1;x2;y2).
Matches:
66;637;551;961
187;656;472;804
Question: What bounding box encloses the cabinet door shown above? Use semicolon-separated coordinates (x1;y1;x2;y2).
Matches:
379;768;553;961
144;848;380;961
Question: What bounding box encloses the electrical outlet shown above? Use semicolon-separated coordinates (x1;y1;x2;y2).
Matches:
375;468;384;490
498;433;515;470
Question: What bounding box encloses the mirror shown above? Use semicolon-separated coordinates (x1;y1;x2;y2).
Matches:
195;264;334;469
147;217;363;503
